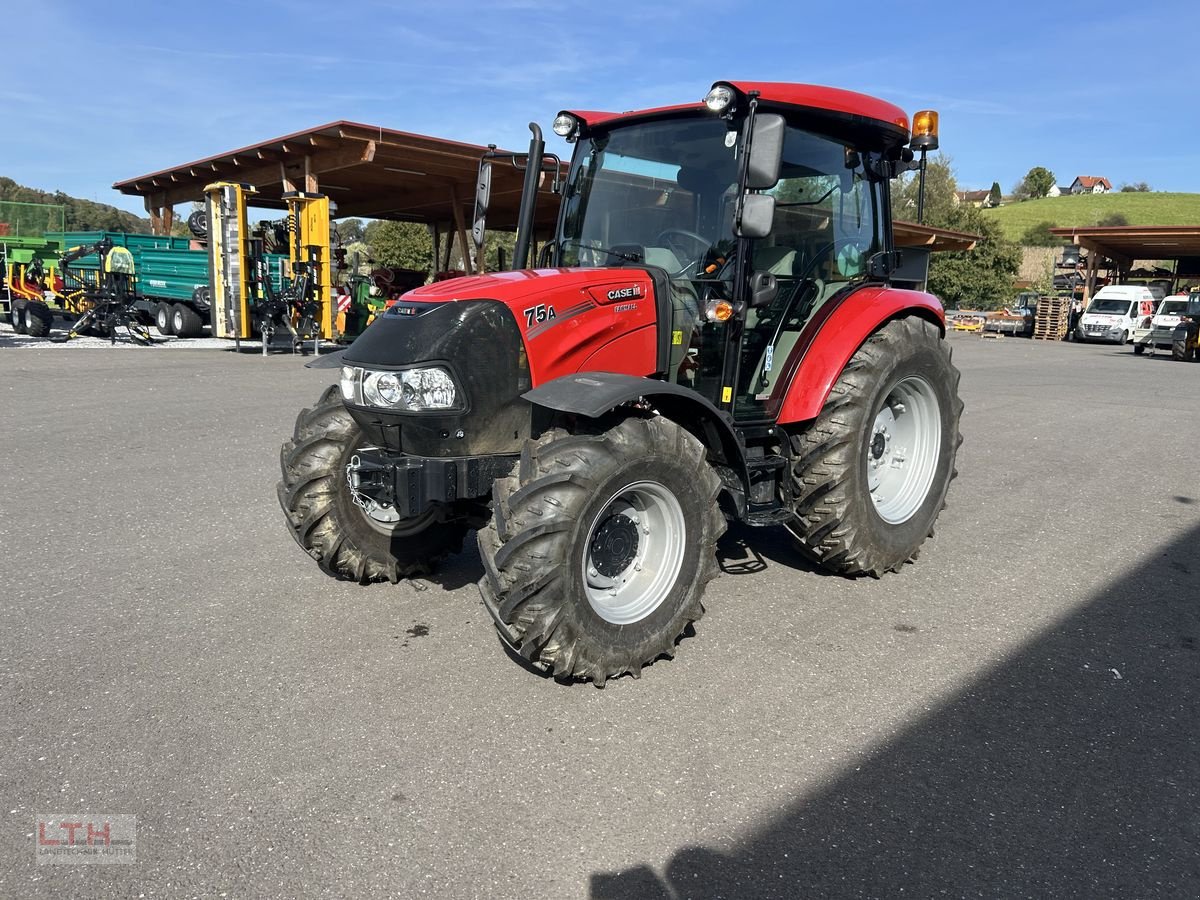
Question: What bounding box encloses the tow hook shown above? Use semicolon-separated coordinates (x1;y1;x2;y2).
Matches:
346;450;395;511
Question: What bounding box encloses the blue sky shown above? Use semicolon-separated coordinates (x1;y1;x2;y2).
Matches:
3;0;1197;218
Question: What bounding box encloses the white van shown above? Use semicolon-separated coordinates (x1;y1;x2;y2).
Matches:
1134;294;1190;354
1075;285;1156;344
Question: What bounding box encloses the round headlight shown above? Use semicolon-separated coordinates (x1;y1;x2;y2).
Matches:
704;84;736;114
552;113;579;138
375;372;403;405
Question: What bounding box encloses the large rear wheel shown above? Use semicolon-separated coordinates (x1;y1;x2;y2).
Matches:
787;316;962;577
277;385;468;583
478;416;725;686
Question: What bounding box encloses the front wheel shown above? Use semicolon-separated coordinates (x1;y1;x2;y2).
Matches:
1133;343;1145;355
787;316;963;577
478;416;725;685
277;385;468;583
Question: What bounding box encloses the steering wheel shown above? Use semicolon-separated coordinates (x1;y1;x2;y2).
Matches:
655;229;711;274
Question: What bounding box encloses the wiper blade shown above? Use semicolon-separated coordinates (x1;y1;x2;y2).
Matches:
560;239;640;263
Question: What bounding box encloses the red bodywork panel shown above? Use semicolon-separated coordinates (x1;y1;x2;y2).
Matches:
402;268;658;385
774;286;945;425
566;82;910;138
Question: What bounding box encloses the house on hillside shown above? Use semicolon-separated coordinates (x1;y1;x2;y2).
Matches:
1047;184;1063;197
954;189;990;208
1069;176;1112;194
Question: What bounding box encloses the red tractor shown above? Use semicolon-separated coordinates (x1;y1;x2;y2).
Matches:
279;81;963;685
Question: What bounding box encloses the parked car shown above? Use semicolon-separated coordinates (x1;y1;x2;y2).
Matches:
1075;285;1156;344
1134;294;1190;354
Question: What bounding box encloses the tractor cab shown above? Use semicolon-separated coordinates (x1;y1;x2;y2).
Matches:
549;87;906;422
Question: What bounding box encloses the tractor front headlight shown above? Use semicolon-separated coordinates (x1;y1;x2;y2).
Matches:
343;365;461;412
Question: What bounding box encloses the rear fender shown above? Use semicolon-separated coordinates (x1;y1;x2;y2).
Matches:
776;286;945;425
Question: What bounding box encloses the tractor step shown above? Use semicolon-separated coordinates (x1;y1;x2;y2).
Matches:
745;507;795;527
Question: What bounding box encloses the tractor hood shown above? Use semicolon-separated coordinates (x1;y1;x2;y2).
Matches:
402;267;658;314
390;266;666;385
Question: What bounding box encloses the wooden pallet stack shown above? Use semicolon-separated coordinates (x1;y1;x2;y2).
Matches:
1033;296;1071;340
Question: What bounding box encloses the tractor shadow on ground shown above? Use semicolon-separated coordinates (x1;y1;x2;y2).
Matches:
716;522;822;578
589;520;1200;898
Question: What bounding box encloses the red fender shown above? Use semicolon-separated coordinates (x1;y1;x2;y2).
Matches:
775;285;945;425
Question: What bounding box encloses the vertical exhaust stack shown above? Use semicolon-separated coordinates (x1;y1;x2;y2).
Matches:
512;123;545;271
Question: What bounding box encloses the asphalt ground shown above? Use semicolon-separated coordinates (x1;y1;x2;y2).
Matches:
1;329;1197;898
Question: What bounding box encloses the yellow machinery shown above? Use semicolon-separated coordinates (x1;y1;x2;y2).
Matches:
204;182;335;353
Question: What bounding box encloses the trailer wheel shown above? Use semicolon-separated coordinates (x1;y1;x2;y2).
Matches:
787;316;962;578
478;416;725;686
10;299;28;334
23;301;53;337
155;302;174;335
277;385;468;584
171;303;204;338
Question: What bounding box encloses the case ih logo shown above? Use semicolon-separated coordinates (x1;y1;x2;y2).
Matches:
606;285;642;302
36;815;137;865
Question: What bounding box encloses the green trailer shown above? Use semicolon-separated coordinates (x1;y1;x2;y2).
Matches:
49;231;289;337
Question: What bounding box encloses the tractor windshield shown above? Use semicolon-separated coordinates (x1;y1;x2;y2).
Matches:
558;112;885;420
558;116;738;274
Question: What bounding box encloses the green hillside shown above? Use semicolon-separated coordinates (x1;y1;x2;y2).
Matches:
981;192;1200;242
0;176;148;233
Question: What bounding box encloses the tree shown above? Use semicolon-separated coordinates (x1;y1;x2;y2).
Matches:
1017;166;1056;200
926;204;1022;310
892;155;1020;308
364;220;433;270
1119;182;1151;192
988;182;1002;207
892;154;958;225
334;218;364;244
1020;221;1066;247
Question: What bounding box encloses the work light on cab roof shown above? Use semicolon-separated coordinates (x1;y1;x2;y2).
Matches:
552;112;580;141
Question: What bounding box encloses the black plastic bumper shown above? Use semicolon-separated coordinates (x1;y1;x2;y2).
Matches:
349;449;517;518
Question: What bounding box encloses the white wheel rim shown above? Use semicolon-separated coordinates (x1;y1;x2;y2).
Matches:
583;481;686;625
866;375;942;524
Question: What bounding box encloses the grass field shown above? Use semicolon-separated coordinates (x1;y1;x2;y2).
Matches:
981;192;1200;241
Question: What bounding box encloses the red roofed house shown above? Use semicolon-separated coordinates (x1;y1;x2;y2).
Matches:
1069;176;1112;195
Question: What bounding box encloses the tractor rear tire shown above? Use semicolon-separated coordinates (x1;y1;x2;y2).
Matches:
25;301;52;337
478;415;725;686
277;385;468;584
156;302;174;335
171;303;204;338
1133;343;1145;355
786;316;962;577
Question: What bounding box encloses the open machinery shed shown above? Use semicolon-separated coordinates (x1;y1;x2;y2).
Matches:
113;121;560;274
114;120;977;273
1050;225;1200;299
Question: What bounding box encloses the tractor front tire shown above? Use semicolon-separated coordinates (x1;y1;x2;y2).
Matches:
787;316;962;577
277;385;468;583
25;301;53;337
478;415;725;686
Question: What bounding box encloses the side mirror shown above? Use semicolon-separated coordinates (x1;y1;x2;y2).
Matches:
746;114;785;190
472;162;492;250
736;193;775;239
748;270;778;308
